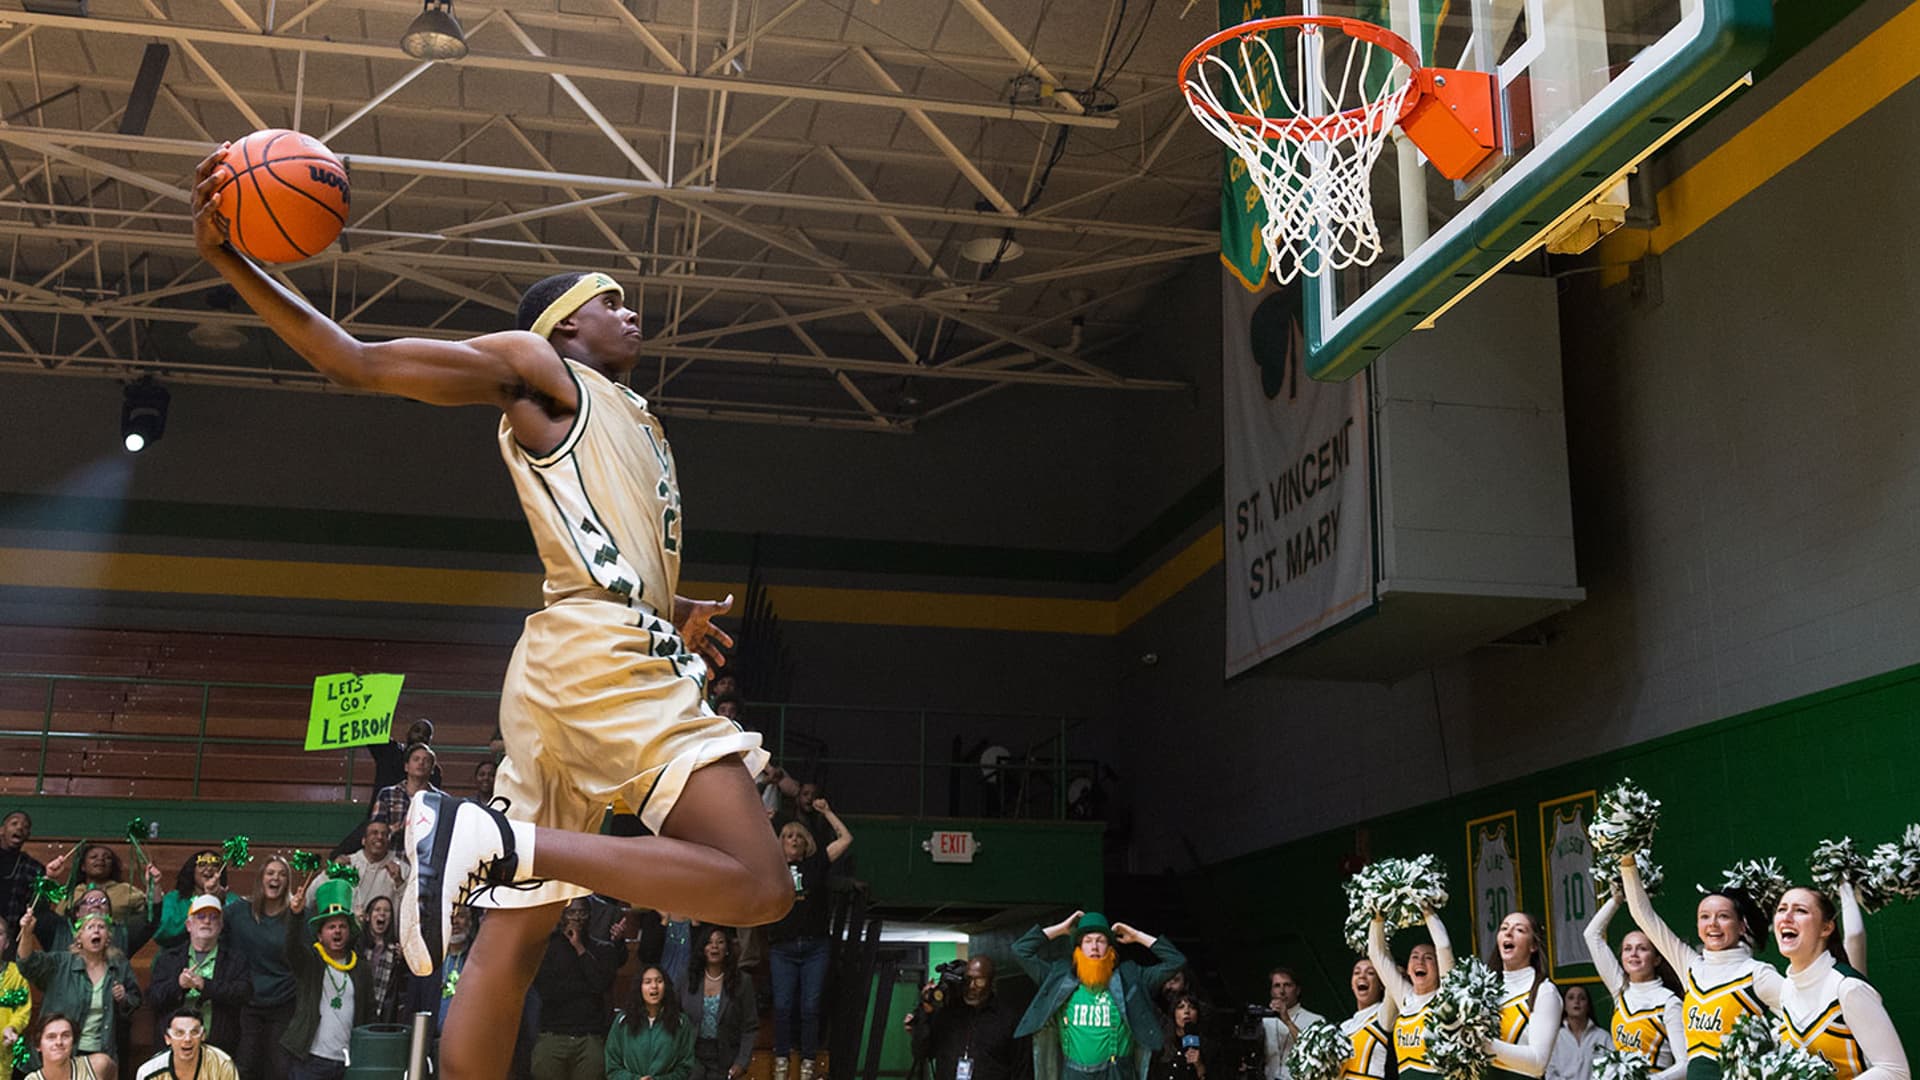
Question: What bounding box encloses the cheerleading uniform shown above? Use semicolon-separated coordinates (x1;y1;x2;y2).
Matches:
1339;1003;1391;1080
1581;896;1685;1080
1776;952;1909;1080
1618;861;1782;1080
1486;967;1561;1078
1366;913;1454;1078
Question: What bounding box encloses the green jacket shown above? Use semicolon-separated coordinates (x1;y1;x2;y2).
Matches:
18;949;142;1057
278;912;371;1059
1010;927;1185;1080
604;1012;695;1080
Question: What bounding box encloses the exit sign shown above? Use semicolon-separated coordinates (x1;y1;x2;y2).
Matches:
928;830;976;864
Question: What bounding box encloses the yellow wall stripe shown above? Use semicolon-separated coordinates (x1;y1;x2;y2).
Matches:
0;533;1231;636
0;546;545;609
1600;1;1920;274
1115;525;1225;632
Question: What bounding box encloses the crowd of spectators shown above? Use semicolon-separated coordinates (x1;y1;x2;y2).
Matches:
0;675;873;1080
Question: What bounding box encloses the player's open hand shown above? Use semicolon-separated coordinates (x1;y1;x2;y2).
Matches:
673;593;735;670
191;143;234;258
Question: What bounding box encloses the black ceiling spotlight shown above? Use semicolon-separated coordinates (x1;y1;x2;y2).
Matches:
121;377;170;454
401;0;469;60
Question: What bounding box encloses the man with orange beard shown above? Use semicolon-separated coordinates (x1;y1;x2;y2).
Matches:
1012;911;1185;1080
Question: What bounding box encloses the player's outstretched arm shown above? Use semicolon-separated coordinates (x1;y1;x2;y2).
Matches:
190;145;562;411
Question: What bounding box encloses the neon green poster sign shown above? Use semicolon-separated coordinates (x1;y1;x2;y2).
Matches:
306;672;406;751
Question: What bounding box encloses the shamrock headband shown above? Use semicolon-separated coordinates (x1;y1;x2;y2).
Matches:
75;911;113;929
528;273;623;340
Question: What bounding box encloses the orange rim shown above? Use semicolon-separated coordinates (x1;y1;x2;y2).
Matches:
1179;15;1425;140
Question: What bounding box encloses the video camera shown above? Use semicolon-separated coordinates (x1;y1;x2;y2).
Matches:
920;958;971;1012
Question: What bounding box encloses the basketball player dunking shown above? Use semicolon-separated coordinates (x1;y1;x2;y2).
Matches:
190;146;793;1080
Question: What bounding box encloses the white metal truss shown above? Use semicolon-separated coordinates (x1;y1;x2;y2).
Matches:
0;0;1223;429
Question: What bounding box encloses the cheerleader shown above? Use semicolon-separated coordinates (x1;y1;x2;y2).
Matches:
1365;908;1453;1078
1617;855;1782;1080
1484;912;1561;1078
1338;959;1391;1080
1581;893;1685;1080
1772;886;1909;1080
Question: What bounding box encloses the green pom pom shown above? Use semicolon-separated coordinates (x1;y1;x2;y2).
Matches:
1345;854;1449;951
289;850;326;874
1425;958;1502;1080
1716;858;1788;917
1864;824;1920;904
1593;851;1664;901
1588;1045;1650;1080
1809;837;1886;913
29;874;68;906
323;861;362;889
221;835;253;869
9;1032;29;1073
125;817;149;844
1720;1014;1778;1080
1590;779;1661;862
1284;1021;1350;1080
0;986;28;1008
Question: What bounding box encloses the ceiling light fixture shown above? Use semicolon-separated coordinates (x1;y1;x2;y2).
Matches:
401;0;469;61
121;377;170;453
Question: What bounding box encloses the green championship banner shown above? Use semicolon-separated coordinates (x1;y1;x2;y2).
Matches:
306;672;406;750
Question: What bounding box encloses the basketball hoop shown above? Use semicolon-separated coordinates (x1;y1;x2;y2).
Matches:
1182;16;1499;284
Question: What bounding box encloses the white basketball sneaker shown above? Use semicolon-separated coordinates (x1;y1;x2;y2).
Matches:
399;789;541;977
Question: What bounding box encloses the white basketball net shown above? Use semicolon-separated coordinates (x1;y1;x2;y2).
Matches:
1184;23;1414;283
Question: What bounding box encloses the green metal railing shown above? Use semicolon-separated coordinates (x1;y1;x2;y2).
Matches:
0;672;1090;819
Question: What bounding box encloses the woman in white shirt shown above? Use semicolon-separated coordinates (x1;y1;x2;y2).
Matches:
1544;985;1608;1080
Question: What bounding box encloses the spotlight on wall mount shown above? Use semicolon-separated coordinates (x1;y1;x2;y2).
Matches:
121;377;170;453
401;0;469;60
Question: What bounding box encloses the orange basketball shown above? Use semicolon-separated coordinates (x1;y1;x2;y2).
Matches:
215;129;349;264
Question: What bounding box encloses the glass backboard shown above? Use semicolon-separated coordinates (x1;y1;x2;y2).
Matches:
1211;0;1773;380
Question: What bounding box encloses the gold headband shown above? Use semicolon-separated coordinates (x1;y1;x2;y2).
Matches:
196;853;222;867
530;273;623;339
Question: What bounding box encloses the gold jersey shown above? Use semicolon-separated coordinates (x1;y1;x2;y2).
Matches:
1612;997;1673;1062
1779;1002;1865;1080
1394;1003;1437;1076
1342;1007;1390;1080
498;358;684;621
1682;968;1766;1062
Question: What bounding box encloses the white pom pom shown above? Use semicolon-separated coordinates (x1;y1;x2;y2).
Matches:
1717;858;1789;917
1809;837;1886;913
1864;824;1920;904
1425;958;1501;1080
1593;850;1663;901
1344;855;1451;951
1588;1045;1651;1080
1589;780;1661;862
1283;1021;1350;1080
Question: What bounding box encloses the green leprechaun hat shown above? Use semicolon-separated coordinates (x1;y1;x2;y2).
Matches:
1074;911;1113;943
310;877;359;931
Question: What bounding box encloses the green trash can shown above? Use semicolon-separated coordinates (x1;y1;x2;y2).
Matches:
350;1023;413;1073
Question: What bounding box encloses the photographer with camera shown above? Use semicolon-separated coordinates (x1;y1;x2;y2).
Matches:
905;957;1029;1080
1258;969;1323;1080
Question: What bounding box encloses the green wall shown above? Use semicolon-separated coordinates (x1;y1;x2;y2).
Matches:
1180;663;1920;1036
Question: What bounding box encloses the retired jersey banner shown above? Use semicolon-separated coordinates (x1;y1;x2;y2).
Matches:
1540;792;1600;977
1223;271;1374;677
